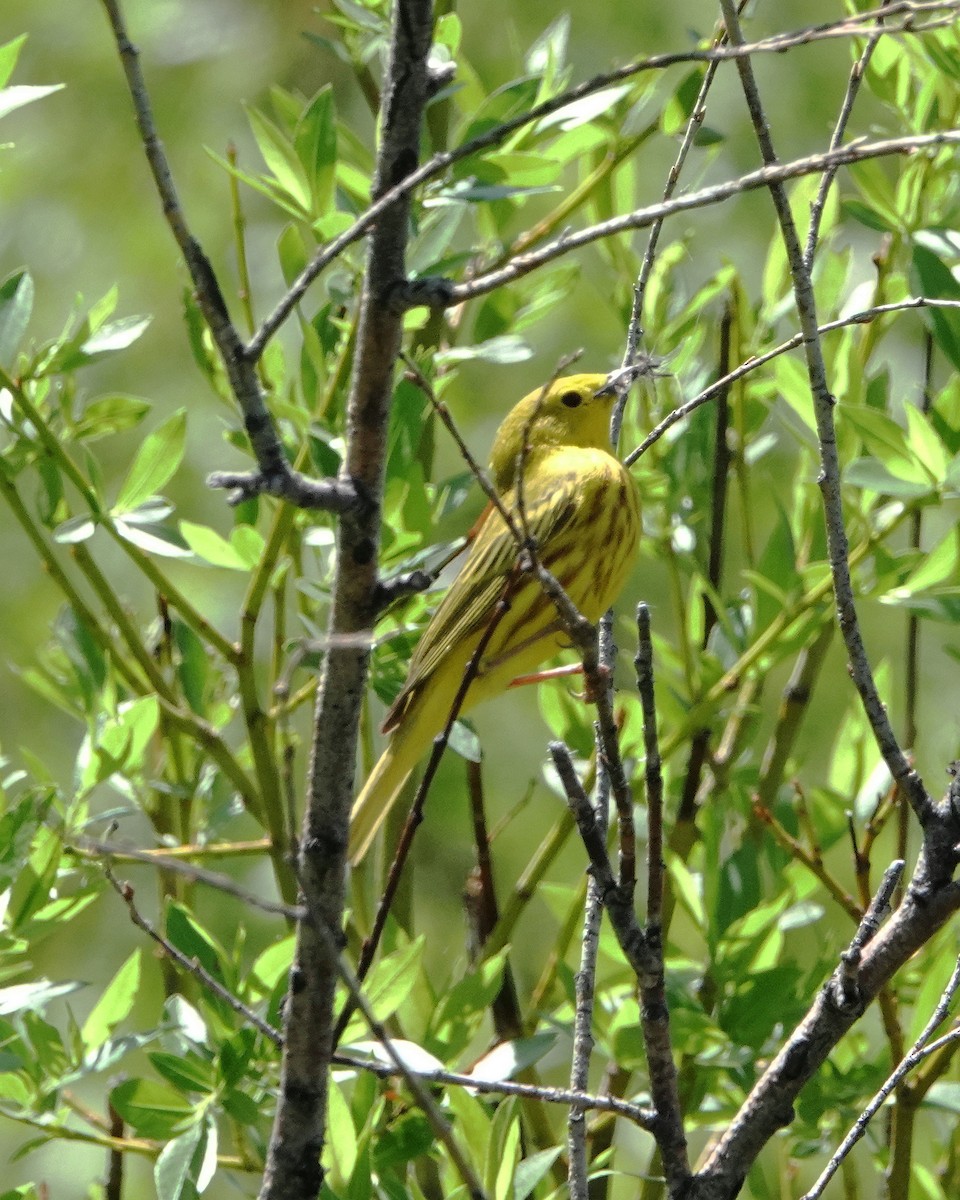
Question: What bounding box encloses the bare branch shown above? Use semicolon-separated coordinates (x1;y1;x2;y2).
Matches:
635;605;665;932
98;0;345;517
206;469;362;513
73;836;304;921
801;950;960;1200
260;4;435;1197
446;133;960;307
333;1051;655;1126
627;12;732;356
551;741;690;1191
717;0;931;824
245;2;959;356
625;296;960;467
804;5;890;267
99;857;282;1048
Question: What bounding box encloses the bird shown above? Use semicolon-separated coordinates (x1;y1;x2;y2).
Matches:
349;372;641;863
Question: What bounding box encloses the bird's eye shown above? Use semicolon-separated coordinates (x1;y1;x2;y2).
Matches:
560;390;582;408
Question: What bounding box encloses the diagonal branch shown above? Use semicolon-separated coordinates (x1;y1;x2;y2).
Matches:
444;133;960;307
715;0;931;823
245;2;959;357
98;0;358;516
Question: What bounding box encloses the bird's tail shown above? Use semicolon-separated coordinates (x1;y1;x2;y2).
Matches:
349;726;425;865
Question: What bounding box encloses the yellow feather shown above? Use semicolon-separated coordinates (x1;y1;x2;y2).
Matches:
349;373;640;863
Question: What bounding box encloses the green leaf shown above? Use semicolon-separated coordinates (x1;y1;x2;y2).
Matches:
74;393;151;440
246;104;310;212
912;241;960;370
0;269;33;366
663;70;704;136
513;1148;563;1200
925;1082;960;1116
111;1077;195;1139
526;13;569;82
341;937;424;1039
250;934;296;994
111;696;161;770
294;86;337;213
326;1081;357;1186
841;198;897;233
844;457;934;498
535;85;631;132
494;1107;522;1200
165;903;228;984
230;523;265;567
114;409;187;513
149;1051;217;1095
373;1112;435;1170
446;720;481;763
435;12;461;52
469;1032;558;1082
0;36;27;88
81;951;141;1050
52;514;97;544
922;31;960;81
447;1088;494;1170
903;402;949;480
435;335;533;365
0;979;84;1016
180;520;254;570
155;1123;203;1200
883;528;960;601
118;497;175;526
80;314;152;360
114;520;192;557
839;403;911;461
0;83;64;121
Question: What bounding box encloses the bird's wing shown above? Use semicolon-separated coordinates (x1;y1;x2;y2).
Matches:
382;461;581;732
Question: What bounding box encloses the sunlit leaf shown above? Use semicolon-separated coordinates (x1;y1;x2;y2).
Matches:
114;409;187;513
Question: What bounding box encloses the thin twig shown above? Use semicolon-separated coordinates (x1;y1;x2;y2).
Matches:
834;860;905;1009
246;2;959;356
567;783;607;1200
724;0;931;818
98;0;355;514
628;11;734;355
333;1051;655;1125
804;4;890;267
336;565;523;1041
801;952;960;1200
625;296;960;467
551;742;690;1191
464;759;524;1041
73;836;304;921
635;606;665;932
100;858;283;1047
445;133;960;308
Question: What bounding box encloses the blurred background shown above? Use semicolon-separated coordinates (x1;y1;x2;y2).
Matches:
2;1;949;1195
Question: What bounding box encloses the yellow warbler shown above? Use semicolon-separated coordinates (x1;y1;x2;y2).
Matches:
349;373;640;862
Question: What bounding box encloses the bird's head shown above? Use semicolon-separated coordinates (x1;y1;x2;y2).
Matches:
489;373;616;490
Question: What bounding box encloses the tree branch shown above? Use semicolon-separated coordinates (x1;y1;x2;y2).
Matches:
98;0;359;517
259;4;434;1198
245;2;959;355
